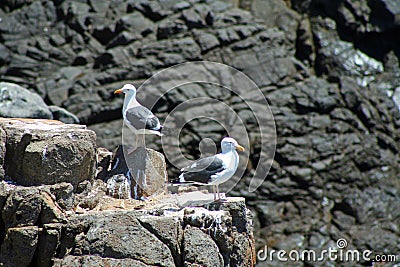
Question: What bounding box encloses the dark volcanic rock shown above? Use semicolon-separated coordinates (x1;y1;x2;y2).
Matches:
0;0;400;265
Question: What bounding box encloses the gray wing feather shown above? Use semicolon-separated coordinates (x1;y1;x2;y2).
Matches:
125;106;161;131
180;156;225;183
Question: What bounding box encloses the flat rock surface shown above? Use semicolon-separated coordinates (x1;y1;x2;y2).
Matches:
0;118;96;188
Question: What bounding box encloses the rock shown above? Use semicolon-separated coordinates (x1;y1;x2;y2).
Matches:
70;212;176;266
251;0;300;42
2;187;42;229
0;118;96;189
0;82;52;119
34;223;61;267
138;215;184;266
95;147;113;181
0;127;5;179
115;12;155;36
193;30;220;53
48;105;80;124
106;174;131;199
53;255;151;267
1;0;400;263
0;226;39;267
182;8;205;29
157;17;188;39
107;145;167;199
312;16;384;85
49;182;74;211
183;225;224;267
131;0;172;21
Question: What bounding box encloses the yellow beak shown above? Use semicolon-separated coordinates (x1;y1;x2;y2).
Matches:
114;89;123;94
235;145;245;152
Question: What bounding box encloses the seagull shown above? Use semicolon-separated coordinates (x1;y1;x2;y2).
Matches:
114;84;162;148
176;137;245;201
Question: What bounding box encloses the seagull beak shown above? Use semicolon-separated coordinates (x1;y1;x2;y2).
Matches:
114;89;123;94
235;145;245;152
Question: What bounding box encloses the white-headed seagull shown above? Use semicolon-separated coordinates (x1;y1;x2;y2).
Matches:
177;137;245;201
114;84;162;147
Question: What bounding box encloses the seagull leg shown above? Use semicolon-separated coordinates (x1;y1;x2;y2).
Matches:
216;185;220;201
141;135;146;147
213;185;217;201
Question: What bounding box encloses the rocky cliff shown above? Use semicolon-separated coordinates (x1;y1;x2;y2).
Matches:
1;0;400;266
0;118;255;267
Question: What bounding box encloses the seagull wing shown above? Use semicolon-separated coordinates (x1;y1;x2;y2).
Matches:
180;156;226;184
125;106;161;131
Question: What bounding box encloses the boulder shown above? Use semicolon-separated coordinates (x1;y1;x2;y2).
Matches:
53;255;151;267
0;82;52;119
0;226;39;267
183;225;224;267
0;118;96;188
107;145;167;199
48;105;80;124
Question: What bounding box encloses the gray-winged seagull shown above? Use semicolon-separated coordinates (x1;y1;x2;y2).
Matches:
176;137;245;201
114;84;162;148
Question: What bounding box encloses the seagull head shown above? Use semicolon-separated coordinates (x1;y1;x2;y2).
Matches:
221;137;245;153
114;84;137;96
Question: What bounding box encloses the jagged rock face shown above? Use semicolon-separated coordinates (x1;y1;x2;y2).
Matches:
0;0;400;265
0;178;255;267
0;118;96;188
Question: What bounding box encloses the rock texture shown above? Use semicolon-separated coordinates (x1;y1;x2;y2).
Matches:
0;119;255;267
0;178;254;267
0;118;96;188
0;82;53;119
107;145;168;200
1;0;400;266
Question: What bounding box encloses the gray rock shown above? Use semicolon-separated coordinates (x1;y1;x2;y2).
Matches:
183;225;224;267
0;226;39;267
0;127;5;179
312;16;384;85
106;146;167;199
53;255;151;267
71;212;176;266
138;215;184;266
0;82;52;119
49;182;74;211
49;105;80;124
193;30;220;53
251;0;300;42
1;0;400;263
2;187;42;229
0;118;96;189
116;11;155;36
131;0;172;21
34;223;61;267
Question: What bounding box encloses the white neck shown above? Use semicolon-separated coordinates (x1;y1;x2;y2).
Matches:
123;91;138;113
